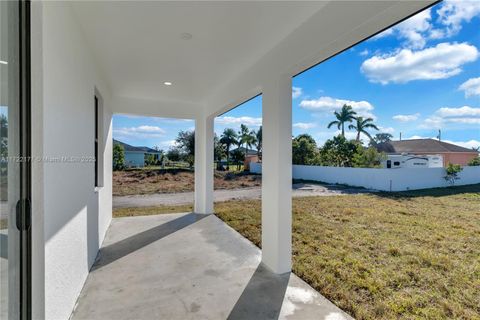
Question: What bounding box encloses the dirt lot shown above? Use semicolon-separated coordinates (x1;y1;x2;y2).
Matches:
113;169;261;196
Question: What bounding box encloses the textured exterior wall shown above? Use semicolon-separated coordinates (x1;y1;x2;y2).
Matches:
42;3;112;319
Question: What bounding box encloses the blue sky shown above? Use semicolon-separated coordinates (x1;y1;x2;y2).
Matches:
113;0;480;150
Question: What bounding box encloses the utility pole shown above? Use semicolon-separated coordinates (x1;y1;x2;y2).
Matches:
437;129;441;141
399;132;402;141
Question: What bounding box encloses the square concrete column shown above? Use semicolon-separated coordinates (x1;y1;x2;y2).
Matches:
194;115;214;214
261;75;292;274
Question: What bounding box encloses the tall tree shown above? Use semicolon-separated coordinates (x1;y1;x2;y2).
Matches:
292;134;319;165
213;133;226;162
327;104;357;136
348;117;379;141
0;114;8;159
372;133;393;145
319;135;358;167
230;148;245;171
166;147;181;162
175;130;195;167
238;124;250;151
244;130;257;157
254;126;262;159
112;144;125;171
220;128;238;169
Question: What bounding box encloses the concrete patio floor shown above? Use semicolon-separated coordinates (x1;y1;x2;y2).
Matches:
70;213;352;320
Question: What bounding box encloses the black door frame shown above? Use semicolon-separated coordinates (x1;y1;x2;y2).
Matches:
17;0;32;319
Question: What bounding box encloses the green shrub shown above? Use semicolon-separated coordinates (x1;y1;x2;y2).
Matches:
468;156;480;166
112;144;125;171
444;163;463;185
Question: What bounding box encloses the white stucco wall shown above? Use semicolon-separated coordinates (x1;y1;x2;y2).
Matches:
250;163;480;191
41;3;112;319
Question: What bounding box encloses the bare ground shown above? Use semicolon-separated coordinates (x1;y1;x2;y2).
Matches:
113;169;261;196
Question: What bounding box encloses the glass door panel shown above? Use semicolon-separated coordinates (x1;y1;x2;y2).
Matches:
0;1;31;319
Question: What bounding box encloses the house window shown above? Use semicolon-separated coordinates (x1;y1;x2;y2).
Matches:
95;95;99;187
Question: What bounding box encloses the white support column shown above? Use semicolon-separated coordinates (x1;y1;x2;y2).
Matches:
261;75;292;274
194;114;214;214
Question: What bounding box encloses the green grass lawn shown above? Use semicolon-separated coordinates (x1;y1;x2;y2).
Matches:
112;184;480;319
113;204;193;218
215;184;480;320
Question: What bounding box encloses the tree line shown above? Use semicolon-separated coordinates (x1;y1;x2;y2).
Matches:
113;124;263;170
113;104;480;170
294;104;389;168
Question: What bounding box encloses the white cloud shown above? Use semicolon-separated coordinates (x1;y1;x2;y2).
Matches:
299;96;376;119
459;77;480;97
215;116;262;127
293;122;316;130
370;9;434;49
159;140;177;148
407;135;429;140
292;87;303;99
436;106;480;117
361;42;479;84
443;139;480;150
392;113;420;122
113;125;166;139
437;0;480;37
377;126;395;134
371;28;394;40
370;1;480;46
394;9;432;49
422;106;480;128
359;49;369;56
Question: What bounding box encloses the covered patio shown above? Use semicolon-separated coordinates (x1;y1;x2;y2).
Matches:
70;213;351;319
25;1;437;318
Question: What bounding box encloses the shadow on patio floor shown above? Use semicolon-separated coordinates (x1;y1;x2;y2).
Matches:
92;213;208;270
228;263;290;320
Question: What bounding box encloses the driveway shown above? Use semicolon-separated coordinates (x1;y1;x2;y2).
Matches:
113;183;375;208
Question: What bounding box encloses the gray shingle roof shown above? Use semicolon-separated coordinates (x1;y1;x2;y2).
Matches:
375;139;477;154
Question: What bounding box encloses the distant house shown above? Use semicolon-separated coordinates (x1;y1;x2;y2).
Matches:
229;146;258;157
113;139;163;167
375;139;479;167
229;147;260;170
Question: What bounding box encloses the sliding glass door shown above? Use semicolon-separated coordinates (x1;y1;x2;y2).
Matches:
0;1;31;319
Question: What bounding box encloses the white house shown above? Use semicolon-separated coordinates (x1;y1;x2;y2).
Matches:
1;1;438;319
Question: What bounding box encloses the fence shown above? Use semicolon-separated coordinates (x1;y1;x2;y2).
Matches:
249;162;480;191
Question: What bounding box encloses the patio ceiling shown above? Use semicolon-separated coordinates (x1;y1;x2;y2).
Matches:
70;1;436;116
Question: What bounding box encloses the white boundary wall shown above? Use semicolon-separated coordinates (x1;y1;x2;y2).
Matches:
250;163;480;191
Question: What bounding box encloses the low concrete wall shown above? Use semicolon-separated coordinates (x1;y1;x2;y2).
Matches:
250;162;480;191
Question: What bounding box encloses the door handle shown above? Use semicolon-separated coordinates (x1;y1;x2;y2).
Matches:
16;198;31;231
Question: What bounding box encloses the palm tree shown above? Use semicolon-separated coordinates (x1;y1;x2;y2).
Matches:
220;128;238;169
238;124;250;151
348;117;379;141
254;126;262;159
244;131;257;157
327;104;357;136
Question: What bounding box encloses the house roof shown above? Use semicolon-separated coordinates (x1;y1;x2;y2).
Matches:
375;139;477;154
113;139;160;153
229;147;258;156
